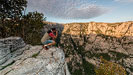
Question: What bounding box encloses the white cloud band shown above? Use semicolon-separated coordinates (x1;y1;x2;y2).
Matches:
27;0;108;19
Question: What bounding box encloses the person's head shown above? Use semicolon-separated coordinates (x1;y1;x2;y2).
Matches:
51;28;56;32
47;30;56;38
47;30;52;34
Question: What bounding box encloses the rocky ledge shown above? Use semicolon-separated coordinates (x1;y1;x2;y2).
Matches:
0;37;70;75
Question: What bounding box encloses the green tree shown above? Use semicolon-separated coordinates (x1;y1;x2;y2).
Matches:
0;0;27;19
20;11;45;45
0;0;27;38
0;0;46;45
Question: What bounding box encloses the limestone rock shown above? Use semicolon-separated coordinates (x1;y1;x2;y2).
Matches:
0;46;70;75
0;37;29;70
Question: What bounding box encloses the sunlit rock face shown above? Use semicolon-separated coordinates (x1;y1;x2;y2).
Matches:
0;37;70;75
63;21;133;37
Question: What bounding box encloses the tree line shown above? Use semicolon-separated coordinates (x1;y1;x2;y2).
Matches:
0;0;46;45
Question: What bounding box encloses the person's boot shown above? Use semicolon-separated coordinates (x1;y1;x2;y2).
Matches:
45;46;49;50
42;45;48;50
44;45;49;50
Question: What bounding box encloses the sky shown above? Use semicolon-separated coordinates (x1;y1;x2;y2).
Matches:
27;0;133;23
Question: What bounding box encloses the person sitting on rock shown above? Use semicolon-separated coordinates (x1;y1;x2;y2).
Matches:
41;30;56;50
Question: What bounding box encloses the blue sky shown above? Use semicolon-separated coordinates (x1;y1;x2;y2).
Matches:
27;0;133;23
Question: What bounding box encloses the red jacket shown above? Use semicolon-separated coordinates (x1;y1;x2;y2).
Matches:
48;32;56;39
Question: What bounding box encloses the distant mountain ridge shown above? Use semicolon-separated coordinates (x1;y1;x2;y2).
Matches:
63;21;133;37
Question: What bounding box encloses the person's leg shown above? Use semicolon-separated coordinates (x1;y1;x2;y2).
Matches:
42;40;56;50
46;40;56;46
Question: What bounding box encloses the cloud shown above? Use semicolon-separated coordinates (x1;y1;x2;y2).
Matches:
27;0;109;19
114;0;133;3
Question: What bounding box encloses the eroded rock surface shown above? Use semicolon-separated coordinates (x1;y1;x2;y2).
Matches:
0;37;29;70
0;46;70;75
0;37;70;75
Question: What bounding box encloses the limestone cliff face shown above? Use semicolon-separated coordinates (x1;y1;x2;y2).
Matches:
63;21;133;37
0;37;70;75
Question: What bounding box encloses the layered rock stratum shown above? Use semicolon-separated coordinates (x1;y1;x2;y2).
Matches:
0;37;28;70
63;21;133;37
